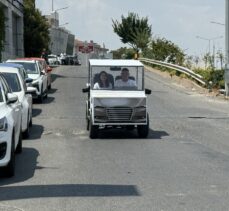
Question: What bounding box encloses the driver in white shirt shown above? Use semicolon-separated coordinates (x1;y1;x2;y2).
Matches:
115;68;136;87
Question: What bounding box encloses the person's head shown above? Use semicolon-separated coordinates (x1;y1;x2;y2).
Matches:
121;68;129;82
98;71;109;87
99;71;108;82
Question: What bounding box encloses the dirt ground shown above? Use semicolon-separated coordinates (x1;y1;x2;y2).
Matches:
144;65;228;101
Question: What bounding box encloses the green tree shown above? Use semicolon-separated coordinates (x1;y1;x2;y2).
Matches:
143;37;185;65
0;6;5;62
24;0;50;57
112;12;152;58
203;53;214;70
217;50;224;70
111;47;135;59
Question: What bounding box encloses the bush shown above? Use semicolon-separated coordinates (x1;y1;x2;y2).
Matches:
194;68;224;88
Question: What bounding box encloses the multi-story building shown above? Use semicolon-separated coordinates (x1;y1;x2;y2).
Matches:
0;0;24;61
45;11;75;55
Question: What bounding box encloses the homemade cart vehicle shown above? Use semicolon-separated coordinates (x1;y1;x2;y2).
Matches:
82;59;151;138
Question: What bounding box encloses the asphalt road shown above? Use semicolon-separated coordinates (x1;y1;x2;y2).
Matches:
1;65;229;211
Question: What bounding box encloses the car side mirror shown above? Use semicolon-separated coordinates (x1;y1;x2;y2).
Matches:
145;88;151;95
41;71;45;75
7;93;18;104
25;78;33;83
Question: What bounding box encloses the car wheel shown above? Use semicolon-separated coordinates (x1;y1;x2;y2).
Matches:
137;114;149;138
5;133;15;177
48;83;51;90
16;130;23;153
29;114;33;127
44;89;48;99
23;114;30;139
89;120;98;139
38;86;43;103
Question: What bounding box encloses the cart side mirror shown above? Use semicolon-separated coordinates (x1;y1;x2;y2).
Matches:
82;86;90;93
145;88;151;95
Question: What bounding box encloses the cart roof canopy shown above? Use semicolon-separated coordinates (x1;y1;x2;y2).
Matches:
89;59;144;67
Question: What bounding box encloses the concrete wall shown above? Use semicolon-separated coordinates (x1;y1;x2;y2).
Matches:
49;27;69;55
0;0;24;61
46;12;75;56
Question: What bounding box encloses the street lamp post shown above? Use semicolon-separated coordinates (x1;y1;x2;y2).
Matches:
196;36;211;55
59;22;69;27
210;21;225;26
226;0;229;96
196;35;223;68
52;6;68;27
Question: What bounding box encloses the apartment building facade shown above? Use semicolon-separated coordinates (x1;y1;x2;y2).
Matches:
0;0;24;61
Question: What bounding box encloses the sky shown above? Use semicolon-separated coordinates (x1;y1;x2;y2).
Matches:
36;0;225;57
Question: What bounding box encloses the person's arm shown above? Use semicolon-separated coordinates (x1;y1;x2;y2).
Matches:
131;80;137;86
93;82;100;89
108;83;113;89
114;80;121;87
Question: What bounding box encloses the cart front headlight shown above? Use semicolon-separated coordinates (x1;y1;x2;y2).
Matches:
134;106;146;118
94;106;107;120
94;106;106;115
0;117;8;132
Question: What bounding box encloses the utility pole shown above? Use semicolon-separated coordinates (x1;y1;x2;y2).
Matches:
52;0;54;11
225;0;229;96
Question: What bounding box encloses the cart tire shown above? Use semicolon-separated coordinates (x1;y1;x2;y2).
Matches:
86;115;89;131
89;120;98;139
86;105;89;131
137;114;149;138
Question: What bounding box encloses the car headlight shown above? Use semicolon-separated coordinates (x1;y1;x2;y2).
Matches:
0;117;8;132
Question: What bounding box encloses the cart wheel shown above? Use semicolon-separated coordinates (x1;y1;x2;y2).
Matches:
89;120;98;139
86;115;89;131
86;104;89;131
137;114;149;138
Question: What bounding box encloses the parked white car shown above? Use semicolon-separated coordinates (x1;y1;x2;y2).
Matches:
48;54;60;65
0;74;22;177
0;66;33;138
6;59;48;103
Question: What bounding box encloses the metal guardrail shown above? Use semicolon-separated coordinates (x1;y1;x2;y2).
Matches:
140;57;206;86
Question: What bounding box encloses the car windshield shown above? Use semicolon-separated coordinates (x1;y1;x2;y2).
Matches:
1;73;21;92
13;62;39;74
91;66;144;90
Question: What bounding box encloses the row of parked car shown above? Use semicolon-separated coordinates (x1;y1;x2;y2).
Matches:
48;54;81;66
0;57;52;177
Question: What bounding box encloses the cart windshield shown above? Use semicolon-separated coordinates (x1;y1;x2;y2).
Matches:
91;66;144;91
